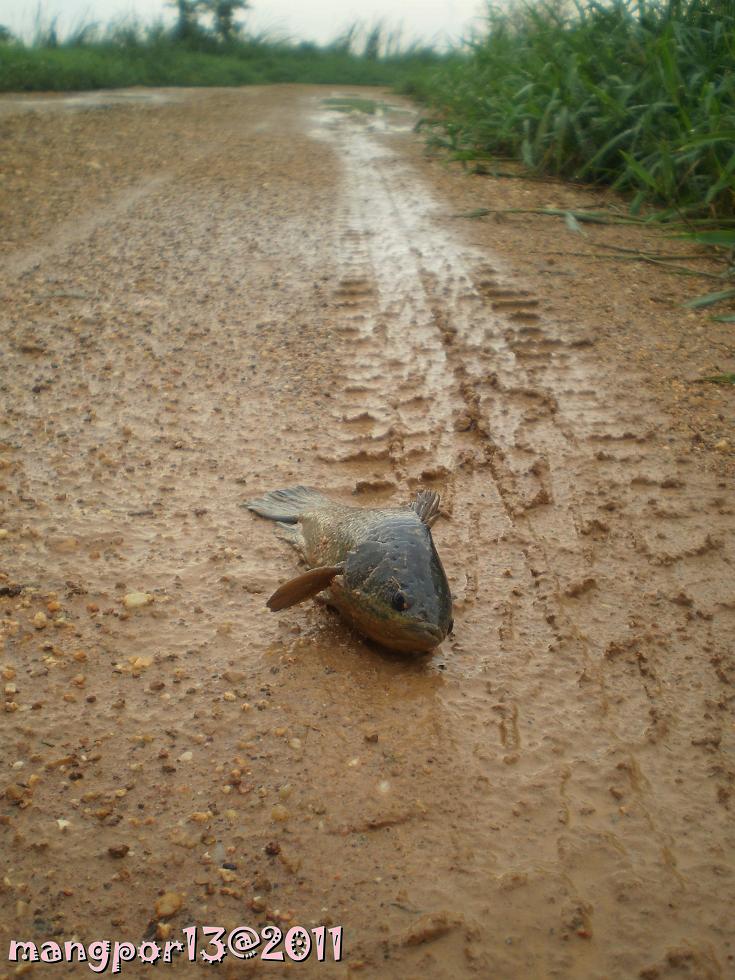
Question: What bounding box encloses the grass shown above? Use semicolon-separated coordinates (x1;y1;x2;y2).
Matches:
412;0;735;222
695;373;735;385
0;21;446;92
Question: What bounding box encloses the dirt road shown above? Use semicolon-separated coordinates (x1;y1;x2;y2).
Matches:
1;86;734;979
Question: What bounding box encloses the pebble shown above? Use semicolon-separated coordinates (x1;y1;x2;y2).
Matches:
271;804;289;822
155;892;183;918
122;592;154;609
33;612;48;630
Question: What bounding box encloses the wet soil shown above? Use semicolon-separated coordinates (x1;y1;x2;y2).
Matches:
1;86;734;979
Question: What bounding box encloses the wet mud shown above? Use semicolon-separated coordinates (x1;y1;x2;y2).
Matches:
1;86;734;979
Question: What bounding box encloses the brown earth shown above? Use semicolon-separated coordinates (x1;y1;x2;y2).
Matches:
0;85;734;979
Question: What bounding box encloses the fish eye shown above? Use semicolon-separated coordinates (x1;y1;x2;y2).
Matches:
392;590;410;612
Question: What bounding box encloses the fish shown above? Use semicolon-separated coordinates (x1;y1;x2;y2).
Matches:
247;486;453;653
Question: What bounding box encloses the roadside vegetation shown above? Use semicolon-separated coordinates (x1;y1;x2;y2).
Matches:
0;4;446;92
409;0;735;308
412;0;734;219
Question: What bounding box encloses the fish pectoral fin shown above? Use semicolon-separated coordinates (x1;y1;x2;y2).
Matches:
267;565;343;611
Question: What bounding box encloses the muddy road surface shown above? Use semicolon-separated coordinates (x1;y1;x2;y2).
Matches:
1;86;734;979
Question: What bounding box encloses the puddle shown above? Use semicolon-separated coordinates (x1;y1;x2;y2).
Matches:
0;88;182;116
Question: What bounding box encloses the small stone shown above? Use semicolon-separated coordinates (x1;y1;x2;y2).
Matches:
155;892;184;918
108;844;130;859
33;612;48;630
189;811;212;823
714;439;730;453
278;848;301;874
122;592;154;609
5;783;25;803
271;804;289;822
265;841;281;856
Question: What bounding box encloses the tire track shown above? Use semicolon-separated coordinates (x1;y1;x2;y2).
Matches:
312;100;735;974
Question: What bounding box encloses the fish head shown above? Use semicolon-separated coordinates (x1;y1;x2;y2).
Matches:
338;524;453;653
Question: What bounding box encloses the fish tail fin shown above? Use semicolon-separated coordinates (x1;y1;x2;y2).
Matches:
246;486;330;524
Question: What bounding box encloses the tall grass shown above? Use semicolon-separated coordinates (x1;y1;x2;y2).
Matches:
0;19;445;92
414;0;735;220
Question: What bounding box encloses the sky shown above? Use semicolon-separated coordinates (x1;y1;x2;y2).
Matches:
1;1;487;45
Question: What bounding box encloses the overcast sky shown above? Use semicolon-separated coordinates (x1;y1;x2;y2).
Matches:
2;1;487;45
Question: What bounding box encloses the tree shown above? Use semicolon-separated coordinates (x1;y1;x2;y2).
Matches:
168;0;202;40
205;0;251;43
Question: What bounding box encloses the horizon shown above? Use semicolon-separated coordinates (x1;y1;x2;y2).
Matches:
0;1;487;45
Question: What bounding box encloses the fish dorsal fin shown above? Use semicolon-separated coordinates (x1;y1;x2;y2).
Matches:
267;565;343;611
410;489;441;527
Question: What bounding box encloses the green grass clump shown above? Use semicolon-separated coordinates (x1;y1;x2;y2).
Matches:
415;0;735;219
695;373;735;384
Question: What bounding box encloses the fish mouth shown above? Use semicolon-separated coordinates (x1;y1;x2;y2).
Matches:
408;622;444;641
379;619;445;653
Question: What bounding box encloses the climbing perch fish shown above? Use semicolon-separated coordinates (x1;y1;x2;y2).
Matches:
247;486;453;653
